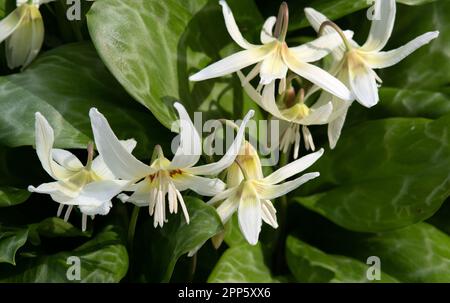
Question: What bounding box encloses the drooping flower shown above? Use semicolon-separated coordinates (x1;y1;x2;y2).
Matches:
189;0;353;101
28;113;132;231
208;141;323;245
237;71;331;158
89;103;254;227
0;0;55;69
305;0;439;108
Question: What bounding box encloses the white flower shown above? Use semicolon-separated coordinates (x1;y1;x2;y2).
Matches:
305;0;439;108
237;71;330;158
189;0;353;101
28;112;132;231
0;0;55;69
208;141;323;245
89;103;254;228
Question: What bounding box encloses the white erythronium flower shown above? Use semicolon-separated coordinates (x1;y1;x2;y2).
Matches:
89;103;254;228
28;113;133;231
237;71;330;158
189;0;353;101
208;141;323;245
305;0;439;108
0;0;56;69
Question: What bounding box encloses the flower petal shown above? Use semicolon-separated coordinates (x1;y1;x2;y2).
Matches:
260;16;276;44
219;0;255;49
92;139;137;180
216;196;239;224
6;6;44;69
348;63;379;107
189;44;274;82
259;46;288;84
237;183;261;245
289;30;354;63
292;102;333;125
168;102;202;169
172;173;226;196
185;109;255;176
261;200;278;228
75;180;130;216
361;0;396;52
89;108;152;180
328;105;349;149
123;179;152;207
207;186;238;205
263;149;323;184
363;31;439;69
283;49;353;101
28;181;78;202
34;113;73;180
0;7;25;43
256;172;320;200
52;149;83;171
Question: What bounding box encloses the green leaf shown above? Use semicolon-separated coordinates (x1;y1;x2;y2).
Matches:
30;217;90;239
286;236;398;282
379;1;449;90
134;197;223;282
87;0;264;129
0;227;28;265
223;213;246;247
397;0;439;5
355;223;450;282
0;186;30;208
0;223;128;282
208;243;274;282
0;42;167;157
295;115;450;232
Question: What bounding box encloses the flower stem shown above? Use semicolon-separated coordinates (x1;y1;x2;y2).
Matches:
319;20;352;51
127;205;140;252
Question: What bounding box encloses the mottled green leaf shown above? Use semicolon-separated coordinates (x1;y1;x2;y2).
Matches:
0;186;30;207
87;0;264;129
0;223;128;282
208;243;275;282
30;217;89;239
296;115;450;232
286;236;398;282
135;197;223;282
0;227;28;265
0;42;167;157
355;223;450;282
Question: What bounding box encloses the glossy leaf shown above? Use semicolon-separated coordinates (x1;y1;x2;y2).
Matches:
134;197;223;282
355;223;450;282
0;227;28;265
296;115;450;232
87;0;264;129
0;186;30;207
0;42;167;157
0;224;128;282
208;243;275;282
286;236;398;282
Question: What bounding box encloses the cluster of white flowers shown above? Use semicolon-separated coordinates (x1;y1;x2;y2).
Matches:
27;0;438;246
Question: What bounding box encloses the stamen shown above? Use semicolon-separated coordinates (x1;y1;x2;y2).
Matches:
56;204;64;217
274;2;289;42
319;20;352;51
64;205;73;222
82;214;87;232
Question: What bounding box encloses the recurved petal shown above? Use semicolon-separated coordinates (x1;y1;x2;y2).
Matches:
288;30;354;63
260;16;276;44
28;181;78;201
207;186;238;206
328;106;349;149
89;108;152;180
263;149;323;184
189;44;274;82
185;109;255;176
304;7;330;34
283;49;353;101
75;180;130;208
256;172;320;200
92;139;137;180
219;0;255;49
361;0;396;52
172;173;226;196
0;7;24;44
168;102;202;169
294;102;333;125
216;196;239;224
34;113;73;180
52;149;83;171
363;31;440;69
